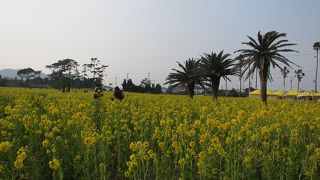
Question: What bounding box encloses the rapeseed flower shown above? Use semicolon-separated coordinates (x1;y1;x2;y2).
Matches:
49;158;60;170
0;141;13;152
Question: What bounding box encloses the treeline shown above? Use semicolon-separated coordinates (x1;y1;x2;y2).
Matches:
122;78;162;94
0;70;50;87
1;57;164;94
46;58;107;92
0;58;108;92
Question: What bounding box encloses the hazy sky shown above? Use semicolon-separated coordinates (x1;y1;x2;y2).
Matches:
1;0;319;90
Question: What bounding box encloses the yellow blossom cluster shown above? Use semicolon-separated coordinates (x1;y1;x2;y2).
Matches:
49;158;60;170
0;141;12;152
14;147;27;169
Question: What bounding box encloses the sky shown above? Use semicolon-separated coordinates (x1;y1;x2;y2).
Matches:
0;0;320;91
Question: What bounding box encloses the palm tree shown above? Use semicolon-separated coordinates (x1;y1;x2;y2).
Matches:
199;51;236;100
313;42;320;92
165;58;201;98
235;31;298;104
295;69;305;91
281;66;290;90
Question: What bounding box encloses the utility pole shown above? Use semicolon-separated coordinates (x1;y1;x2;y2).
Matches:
126;73;129;81
239;67;242;97
316;49;319;92
313;42;320;92
225;79;227;92
115;76;118;87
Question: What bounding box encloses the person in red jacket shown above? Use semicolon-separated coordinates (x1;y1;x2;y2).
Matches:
113;86;124;101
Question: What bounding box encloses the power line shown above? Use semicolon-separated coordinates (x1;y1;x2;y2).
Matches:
286;53;315;57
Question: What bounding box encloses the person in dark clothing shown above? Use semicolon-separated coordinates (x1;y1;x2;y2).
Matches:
94;82;103;99
113;86;124;101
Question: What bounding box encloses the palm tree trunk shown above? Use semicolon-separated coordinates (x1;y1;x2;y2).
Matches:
187;83;195;98
259;72;268;105
211;78;220;100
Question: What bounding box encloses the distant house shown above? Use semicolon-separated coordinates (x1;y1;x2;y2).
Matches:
249;89;319;101
249;90;277;99
297;91;313;100
249;90;260;98
269;90;286;99
313;92;320;101
266;90;273;98
285;90;299;100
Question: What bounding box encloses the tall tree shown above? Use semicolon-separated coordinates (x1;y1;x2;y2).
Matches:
17;68;36;81
281;66;290;90
46;59;79;91
17;68;37;87
83;58;108;88
295;69;305;91
235;31;298;104
199;51;236;100
165;58;201;98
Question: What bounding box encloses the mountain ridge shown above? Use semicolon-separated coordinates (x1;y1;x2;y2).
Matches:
0;68;47;79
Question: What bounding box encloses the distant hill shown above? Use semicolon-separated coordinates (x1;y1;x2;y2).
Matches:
0;69;19;79
0;68;47;79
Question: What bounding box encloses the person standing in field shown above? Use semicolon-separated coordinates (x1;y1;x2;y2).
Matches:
94;81;103;99
113;86;124;101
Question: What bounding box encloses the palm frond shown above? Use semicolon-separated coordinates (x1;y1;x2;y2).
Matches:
235;31;298;81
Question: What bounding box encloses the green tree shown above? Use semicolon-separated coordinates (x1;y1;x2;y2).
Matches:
235;31;298;104
122;78;162;94
17;68;35;81
199;51;236;100
122;79;135;91
165;58;201;98
17;68;37;87
46;59;79;91
83;58;108;88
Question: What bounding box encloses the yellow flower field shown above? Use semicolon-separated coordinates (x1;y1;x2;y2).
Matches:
0;87;319;179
